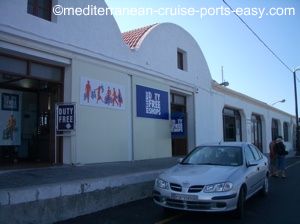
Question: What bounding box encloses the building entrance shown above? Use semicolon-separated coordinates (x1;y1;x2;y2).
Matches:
171;93;187;156
0;54;63;169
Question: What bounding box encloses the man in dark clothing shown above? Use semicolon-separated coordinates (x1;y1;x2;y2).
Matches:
274;136;287;178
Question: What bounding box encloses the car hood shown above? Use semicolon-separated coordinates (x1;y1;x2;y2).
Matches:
160;164;240;185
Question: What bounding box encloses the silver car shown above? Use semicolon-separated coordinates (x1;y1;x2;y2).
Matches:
153;142;269;218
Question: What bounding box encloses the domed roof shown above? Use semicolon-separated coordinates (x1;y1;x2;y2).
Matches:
122;24;158;49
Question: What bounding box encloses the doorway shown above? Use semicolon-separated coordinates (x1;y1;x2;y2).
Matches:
0;54;63;169
171;93;187;156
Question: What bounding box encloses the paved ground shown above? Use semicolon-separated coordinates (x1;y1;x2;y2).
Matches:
0;157;178;189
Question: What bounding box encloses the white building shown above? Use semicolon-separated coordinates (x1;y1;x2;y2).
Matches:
0;0;295;167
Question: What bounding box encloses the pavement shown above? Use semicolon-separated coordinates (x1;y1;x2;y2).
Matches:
0;157;179;224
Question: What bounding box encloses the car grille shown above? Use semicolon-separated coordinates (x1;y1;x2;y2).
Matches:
165;199;217;210
188;185;204;193
170;184;204;193
170;183;182;192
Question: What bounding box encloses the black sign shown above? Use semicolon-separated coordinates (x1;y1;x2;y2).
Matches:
56;103;75;131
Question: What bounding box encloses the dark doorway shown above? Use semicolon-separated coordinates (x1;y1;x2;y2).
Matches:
171;93;187;156
0;54;63;169
0;81;62;168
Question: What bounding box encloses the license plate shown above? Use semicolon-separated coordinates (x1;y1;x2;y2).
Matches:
171;193;198;201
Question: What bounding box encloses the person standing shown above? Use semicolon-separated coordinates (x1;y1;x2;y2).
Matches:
269;138;277;177
274;136;288;178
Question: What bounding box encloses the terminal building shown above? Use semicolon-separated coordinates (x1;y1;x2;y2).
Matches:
0;0;295;168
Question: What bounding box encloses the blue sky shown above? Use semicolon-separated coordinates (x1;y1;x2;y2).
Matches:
106;0;300;115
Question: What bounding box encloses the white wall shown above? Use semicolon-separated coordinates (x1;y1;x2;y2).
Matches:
71;58;131;163
133;23;212;91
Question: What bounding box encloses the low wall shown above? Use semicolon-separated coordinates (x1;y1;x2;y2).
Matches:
0;171;161;224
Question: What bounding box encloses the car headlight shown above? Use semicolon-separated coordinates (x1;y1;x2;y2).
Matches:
156;178;169;190
203;182;233;193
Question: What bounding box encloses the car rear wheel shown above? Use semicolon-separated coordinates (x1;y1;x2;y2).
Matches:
233;187;245;219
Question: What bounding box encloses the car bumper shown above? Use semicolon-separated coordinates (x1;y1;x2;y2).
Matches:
153;188;238;212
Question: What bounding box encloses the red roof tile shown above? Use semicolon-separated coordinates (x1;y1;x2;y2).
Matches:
122;24;158;49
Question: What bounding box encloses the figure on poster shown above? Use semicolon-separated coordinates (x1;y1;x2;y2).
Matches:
3;114;17;140
112;88;119;106
117;89;123;107
95;84;104;103
84;80;92;103
91;90;96;100
104;87;112;105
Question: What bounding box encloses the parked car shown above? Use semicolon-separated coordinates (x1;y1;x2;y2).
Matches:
153;142;269;218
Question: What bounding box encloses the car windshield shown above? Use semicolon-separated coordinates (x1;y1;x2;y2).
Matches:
181;146;243;166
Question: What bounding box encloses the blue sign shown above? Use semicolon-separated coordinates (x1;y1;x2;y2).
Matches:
136;85;169;120
171;112;186;137
56;103;76;131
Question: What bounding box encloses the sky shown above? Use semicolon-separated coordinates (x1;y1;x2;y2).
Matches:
105;0;300;115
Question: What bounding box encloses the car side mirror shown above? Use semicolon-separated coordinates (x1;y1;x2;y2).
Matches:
247;161;258;167
177;158;183;163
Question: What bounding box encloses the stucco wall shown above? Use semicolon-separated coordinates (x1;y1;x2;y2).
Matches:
72;58;131;163
133;23;211;92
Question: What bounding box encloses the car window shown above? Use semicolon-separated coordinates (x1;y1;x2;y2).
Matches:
182;146;242;166
245;146;255;163
249;145;262;161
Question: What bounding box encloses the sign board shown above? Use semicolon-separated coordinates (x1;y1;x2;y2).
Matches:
171;112;186;137
136;85;169;120
55;103;76;131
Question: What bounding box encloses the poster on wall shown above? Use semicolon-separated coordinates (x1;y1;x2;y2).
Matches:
171;112;186;137
80;77;125;110
0;90;22;146
136;85;169;120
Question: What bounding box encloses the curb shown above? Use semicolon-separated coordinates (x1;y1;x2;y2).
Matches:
0;170;164;224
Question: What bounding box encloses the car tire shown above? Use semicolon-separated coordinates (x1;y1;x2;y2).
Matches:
260;175;269;197
233;187;245;219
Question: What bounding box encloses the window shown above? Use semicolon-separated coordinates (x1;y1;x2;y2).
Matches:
272;119;279;140
223;107;242;142
27;0;52;21
0;55;27;75
177;49;187;71
171;93;186;106
251;114;262;150
283;122;289;141
0;54;63;83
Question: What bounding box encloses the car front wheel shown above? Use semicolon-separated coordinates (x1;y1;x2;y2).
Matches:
233;187;245;219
